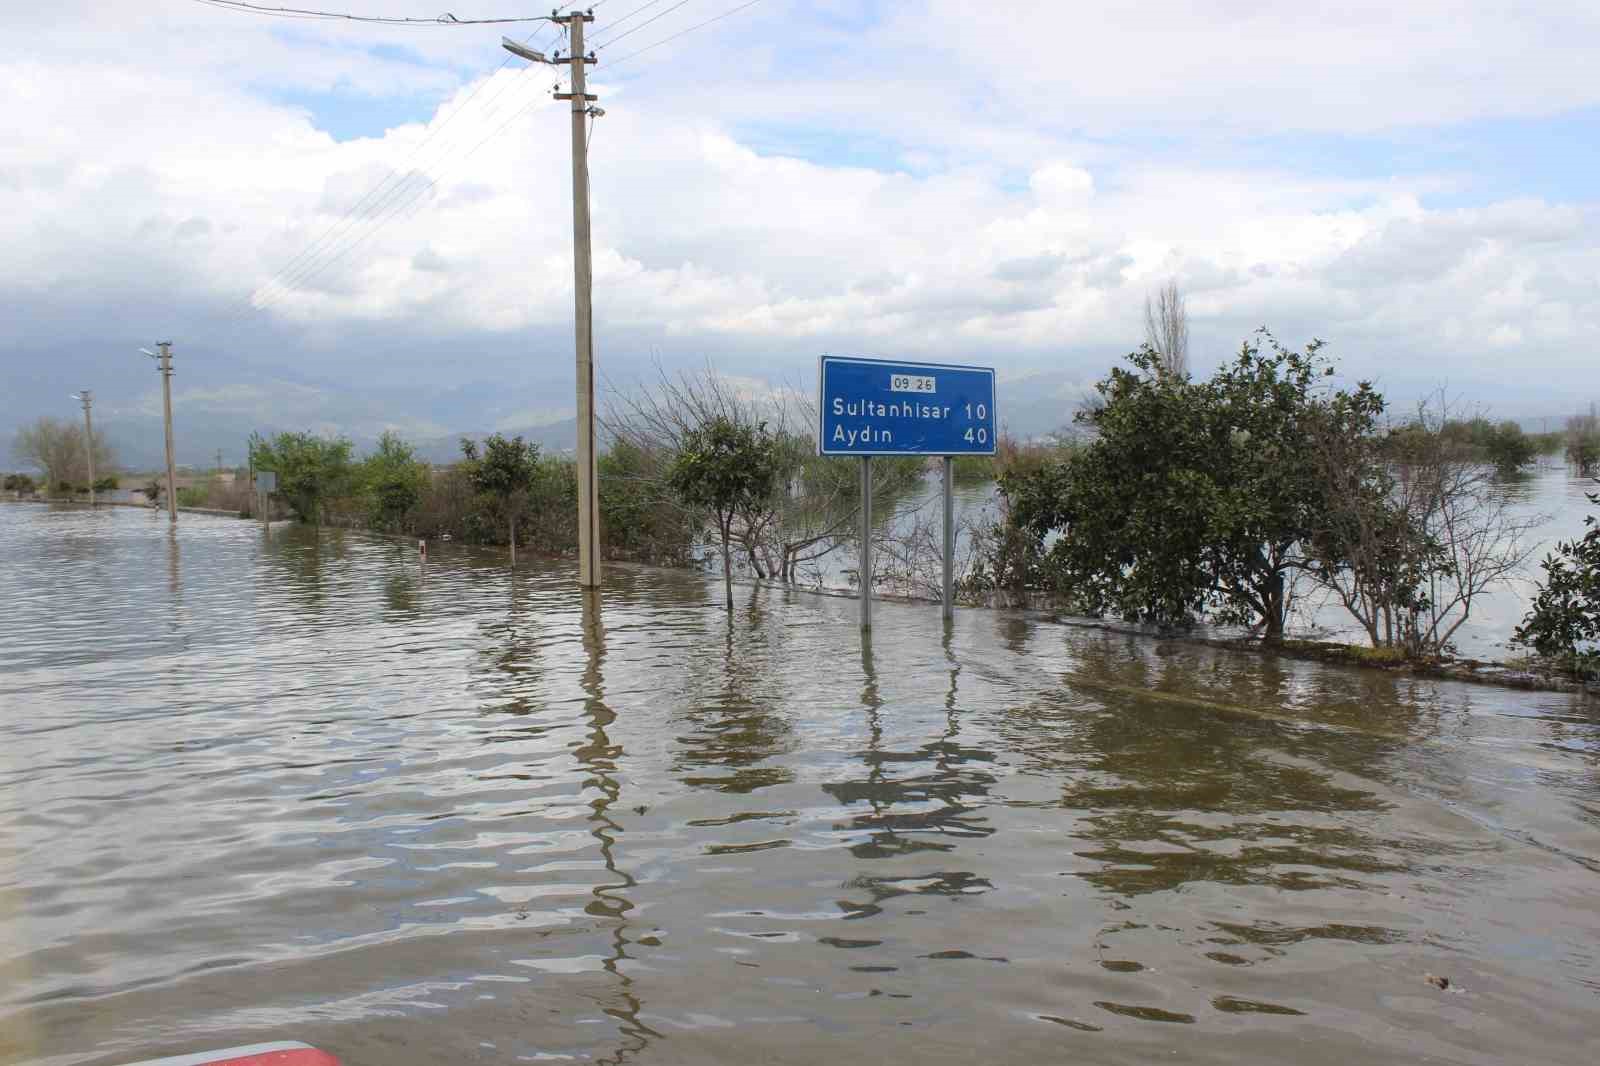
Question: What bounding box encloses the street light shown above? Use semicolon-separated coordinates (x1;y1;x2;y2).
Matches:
500;36;548;64
70;390;95;507
141;343;178;525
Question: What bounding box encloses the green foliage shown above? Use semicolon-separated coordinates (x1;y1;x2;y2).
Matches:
1515;484;1600;674
143;479;163;504
358;431;429;533
177;486;208;508
600;438;695;563
1571;433;1600;475
460;433;542;562
1382;415;1539;475
3;473;36;493
1009;333;1381;638
92;475;118;492
1483;420;1538;475
668;416;781;609
249;431;354;524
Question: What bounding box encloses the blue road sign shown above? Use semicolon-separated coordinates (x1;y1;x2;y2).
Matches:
818;356;997;456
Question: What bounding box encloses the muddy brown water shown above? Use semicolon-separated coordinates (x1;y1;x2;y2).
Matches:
2;504;1597;1065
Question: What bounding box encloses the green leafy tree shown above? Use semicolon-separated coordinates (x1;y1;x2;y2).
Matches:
360;431;429;533
1014;333;1378;640
3;473;37;493
248;431;354;525
668;416;781;611
1483;420;1538;475
1515;482;1600;675
461;433;540;566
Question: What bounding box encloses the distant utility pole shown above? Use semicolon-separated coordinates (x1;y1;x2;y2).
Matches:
504;13;602;589
215;448;223;475
141;342;178;525
72;389;95;507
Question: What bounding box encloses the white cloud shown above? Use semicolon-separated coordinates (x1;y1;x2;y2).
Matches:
3;0;1599;455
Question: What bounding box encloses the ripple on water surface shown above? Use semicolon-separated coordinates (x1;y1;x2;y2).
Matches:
1;504;1598;1066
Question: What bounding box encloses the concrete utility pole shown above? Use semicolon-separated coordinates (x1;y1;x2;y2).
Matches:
558;12;601;588
72;390;95;507
502;17;602;587
142;342;178;525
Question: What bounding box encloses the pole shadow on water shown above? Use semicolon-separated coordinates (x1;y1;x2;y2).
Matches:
575;589;659;1064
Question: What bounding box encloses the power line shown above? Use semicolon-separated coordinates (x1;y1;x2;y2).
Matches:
599;0;766;69
246;65;545;315
247;71;555;317
588;0;694;51
235;11;576;319
189;0;554;25
586;0;674;46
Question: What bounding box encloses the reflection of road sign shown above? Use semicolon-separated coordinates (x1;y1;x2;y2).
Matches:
256;470;277;493
818;356;997;456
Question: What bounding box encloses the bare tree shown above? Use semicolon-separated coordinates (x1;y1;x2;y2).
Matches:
12;417;114;490
1310;391;1544;657
1143;278;1190;377
602;362;926;587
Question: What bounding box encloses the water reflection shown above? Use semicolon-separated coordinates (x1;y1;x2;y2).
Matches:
825;636;997;922
575;590;657;1065
3;506;1598;1066
674;592;795;795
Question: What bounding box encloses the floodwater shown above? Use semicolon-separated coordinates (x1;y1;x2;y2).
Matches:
2;503;1598;1066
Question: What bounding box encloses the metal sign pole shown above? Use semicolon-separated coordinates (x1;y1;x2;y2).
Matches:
942;455;954;622
860;455;872;631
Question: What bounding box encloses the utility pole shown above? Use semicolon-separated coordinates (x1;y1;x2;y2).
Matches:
215;448;223;475
556;12;601;589
144;342;178;525
73;390;95;507
501;17;601;588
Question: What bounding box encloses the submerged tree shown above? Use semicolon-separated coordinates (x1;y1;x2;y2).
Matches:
1516;481;1600;675
12;416;115;491
248;432;353;525
461;433;540;567
668;415;780;611
360;431;430;533
1310;393;1543;657
1015;332;1370;640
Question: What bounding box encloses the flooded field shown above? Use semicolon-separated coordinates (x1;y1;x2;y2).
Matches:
1;503;1597;1066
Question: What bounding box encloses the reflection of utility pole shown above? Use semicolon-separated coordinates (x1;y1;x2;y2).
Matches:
503;14;601;589
71;390;95;507
141;343;178;525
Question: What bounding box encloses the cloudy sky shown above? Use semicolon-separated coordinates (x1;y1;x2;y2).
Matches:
4;0;1598;466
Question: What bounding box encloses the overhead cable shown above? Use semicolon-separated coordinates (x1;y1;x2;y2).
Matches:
599;0;767;69
189;0;554;26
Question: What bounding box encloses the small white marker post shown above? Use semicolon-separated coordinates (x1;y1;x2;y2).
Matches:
942;455;955;622
859;455;872;631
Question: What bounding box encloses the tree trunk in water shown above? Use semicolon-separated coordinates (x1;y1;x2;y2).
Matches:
721;525;734;612
1261;572;1285;643
509;514;516;568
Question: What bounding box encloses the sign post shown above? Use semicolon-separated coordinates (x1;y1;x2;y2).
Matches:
818;356;997;630
256;469;276;531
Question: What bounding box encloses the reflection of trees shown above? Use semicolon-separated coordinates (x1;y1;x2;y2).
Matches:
672;588;795;794
1044;639;1418;900
574;590;658;1066
826;635;999;921
472;571;544;718
382;562;419;619
259;524;350;616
